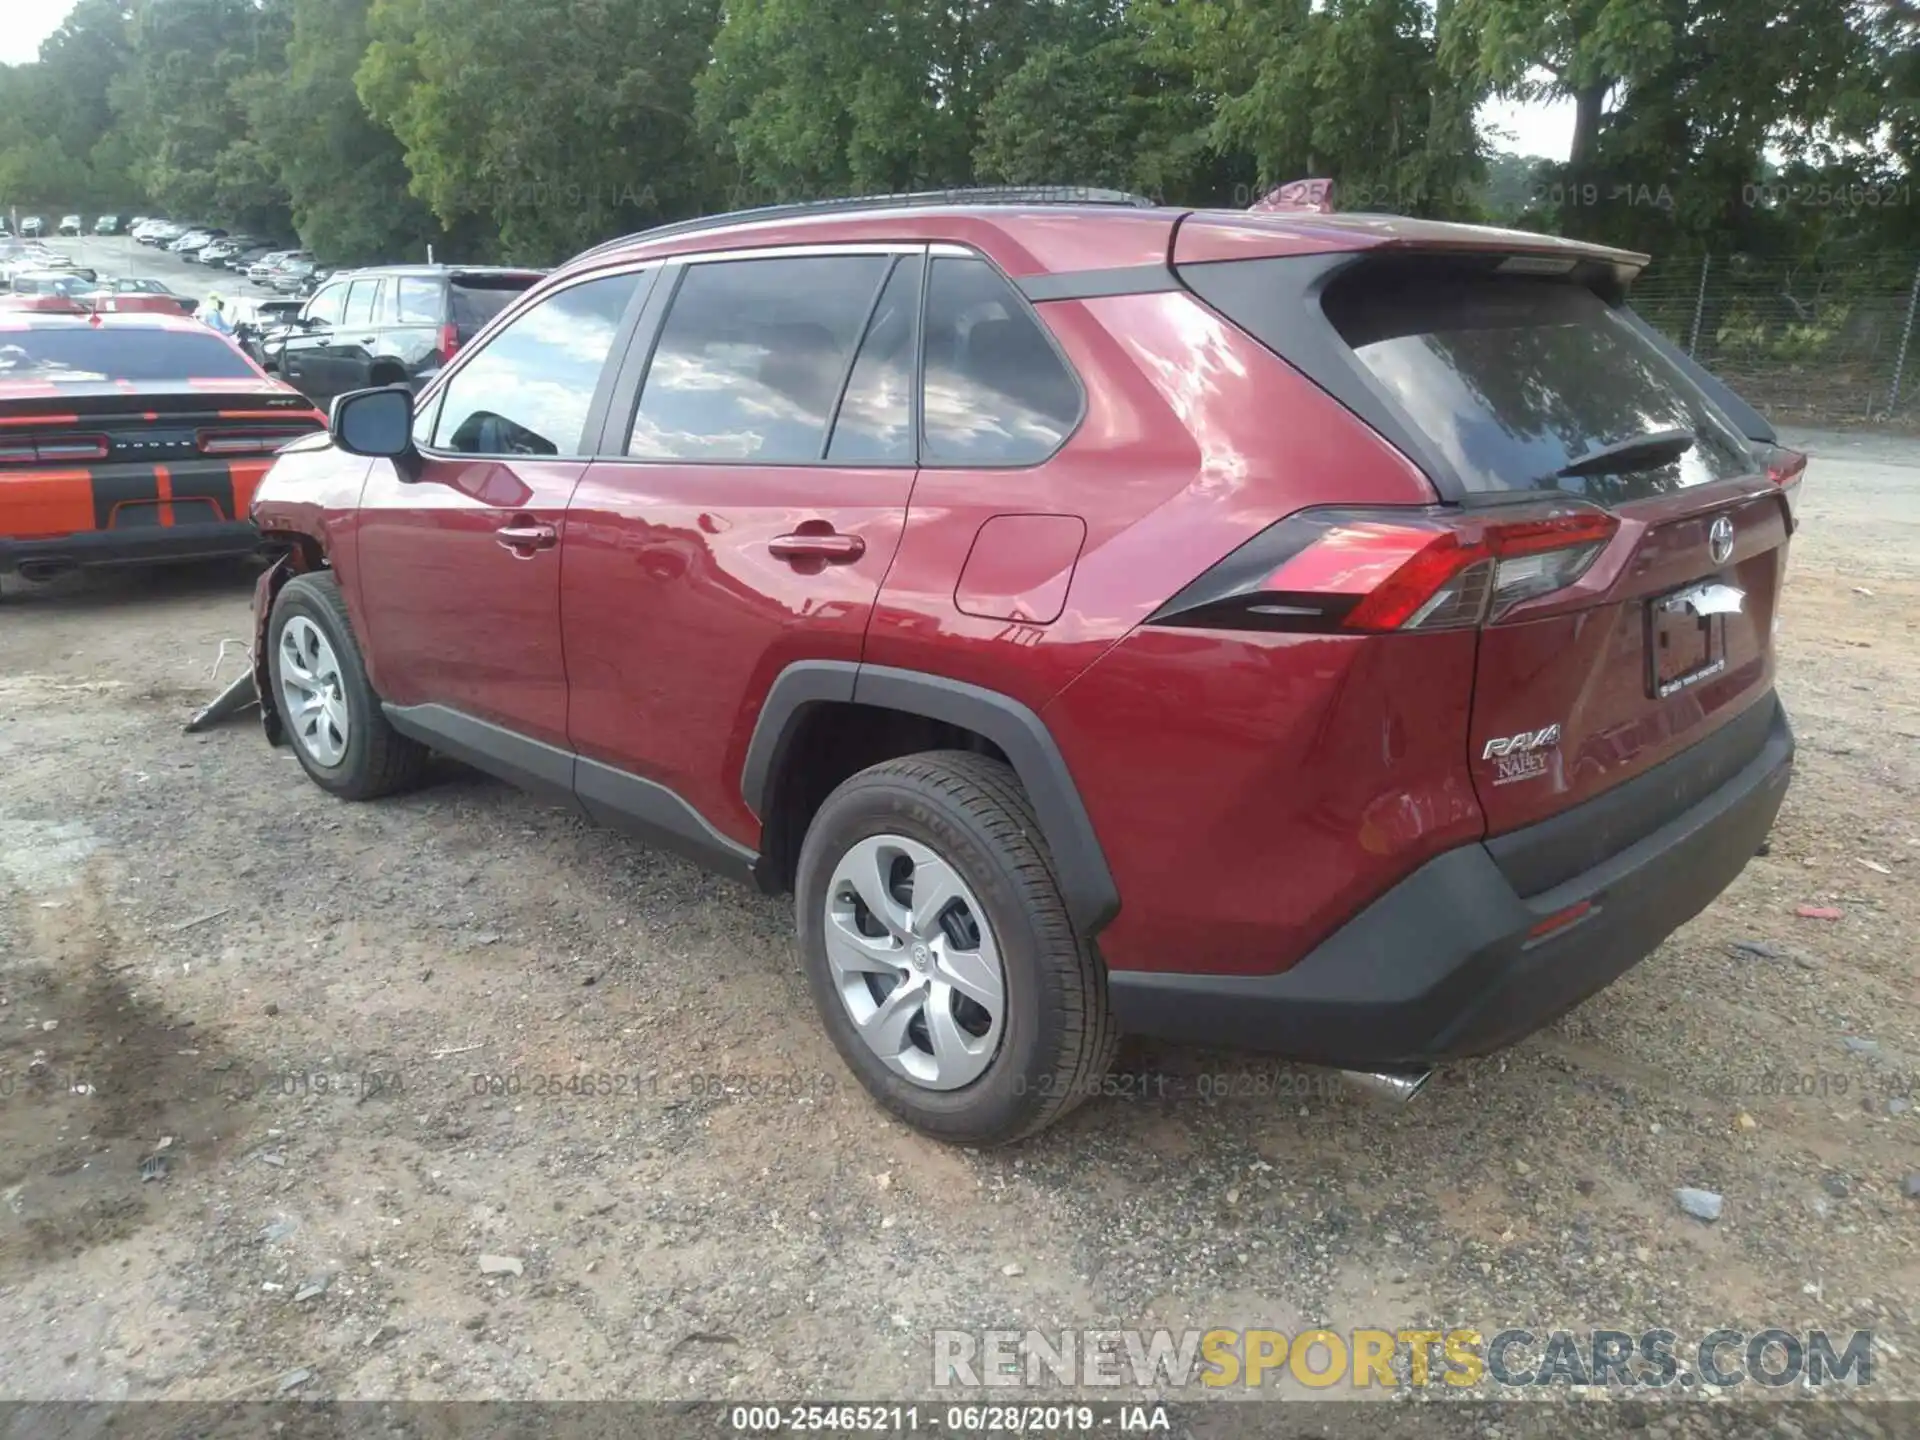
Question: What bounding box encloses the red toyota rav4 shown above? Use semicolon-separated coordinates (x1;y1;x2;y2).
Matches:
246;191;1799;1144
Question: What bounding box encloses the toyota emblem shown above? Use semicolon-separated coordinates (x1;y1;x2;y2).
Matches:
1708;515;1735;566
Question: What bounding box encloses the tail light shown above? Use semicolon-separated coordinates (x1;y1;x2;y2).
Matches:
1148;503;1620;635
0;435;110;464
197;428;317;456
1756;443;1807;527
439;322;460;362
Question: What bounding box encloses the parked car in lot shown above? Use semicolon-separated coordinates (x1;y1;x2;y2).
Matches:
94;215;122;235
224;244;279;273
107;277;197;316
278;264;541;407
169;227;228;257
250;249;312;284
199;236;266;268
0;312;325;584
7;271;101;299
136;220;182;245
19;216;45;238
267;258;321;294
58;215;83;236
246;191;1800;1144
228;296;305;370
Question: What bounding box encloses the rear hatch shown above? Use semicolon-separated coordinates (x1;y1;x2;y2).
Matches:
1175;233;1800;857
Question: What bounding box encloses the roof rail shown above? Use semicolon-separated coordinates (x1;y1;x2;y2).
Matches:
573;185;1155;263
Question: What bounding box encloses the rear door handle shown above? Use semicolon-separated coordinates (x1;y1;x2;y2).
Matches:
769;531;865;563
497;521;557;553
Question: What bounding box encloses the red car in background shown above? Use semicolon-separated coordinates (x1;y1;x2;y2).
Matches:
0;312;324;583
244;191;1799;1144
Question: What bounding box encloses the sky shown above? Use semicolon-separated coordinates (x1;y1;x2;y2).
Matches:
0;0;1576;159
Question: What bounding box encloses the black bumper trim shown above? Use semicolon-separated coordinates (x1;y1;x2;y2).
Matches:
1108;696;1794;1067
0;522;262;573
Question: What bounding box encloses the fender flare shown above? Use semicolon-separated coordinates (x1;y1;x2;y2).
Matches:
742;661;1120;936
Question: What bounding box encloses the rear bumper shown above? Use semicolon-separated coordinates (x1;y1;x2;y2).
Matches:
1108;696;1794;1067
0;522;263;574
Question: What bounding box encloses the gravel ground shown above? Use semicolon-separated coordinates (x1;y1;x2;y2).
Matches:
0;417;1916;1432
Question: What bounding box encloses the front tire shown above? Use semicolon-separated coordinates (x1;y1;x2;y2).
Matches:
268;572;427;800
795;751;1117;1145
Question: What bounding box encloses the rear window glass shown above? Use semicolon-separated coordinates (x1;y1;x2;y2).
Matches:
451;279;536;333
0;328;257;382
1324;270;1752;500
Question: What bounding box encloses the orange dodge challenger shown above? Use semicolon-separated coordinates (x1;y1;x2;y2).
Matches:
0;310;324;583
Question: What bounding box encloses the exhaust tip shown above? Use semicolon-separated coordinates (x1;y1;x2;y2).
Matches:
1338;1068;1433;1104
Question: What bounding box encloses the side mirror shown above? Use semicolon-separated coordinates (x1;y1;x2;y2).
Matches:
331;385;415;460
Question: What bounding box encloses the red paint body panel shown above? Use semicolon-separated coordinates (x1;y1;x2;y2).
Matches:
1045;627;1486;976
561;461;913;848
354;457;585;747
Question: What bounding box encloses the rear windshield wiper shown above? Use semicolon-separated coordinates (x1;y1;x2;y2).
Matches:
1555;427;1695;479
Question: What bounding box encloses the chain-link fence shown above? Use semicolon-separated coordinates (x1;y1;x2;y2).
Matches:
1632;253;1920;430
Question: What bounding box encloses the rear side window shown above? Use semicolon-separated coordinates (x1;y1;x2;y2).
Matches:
629;255;892;462
0;328;257;382
1322;267;1752;500
921;257;1080;466
396;278;441;325
431;272;640;457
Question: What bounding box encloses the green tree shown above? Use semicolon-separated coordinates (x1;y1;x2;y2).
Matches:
113;0;294;231
1183;0;1487;216
973;7;1242;202
361;0;719;263
245;0;440;263
697;0;1098;201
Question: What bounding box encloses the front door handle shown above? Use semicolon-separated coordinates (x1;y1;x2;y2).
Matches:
769;531;865;564
497;521;557;554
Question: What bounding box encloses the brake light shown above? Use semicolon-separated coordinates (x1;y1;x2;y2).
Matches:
1149;504;1620;635
0;435;110;464
1756;443;1807;527
440;322;460;361
197;428;315;456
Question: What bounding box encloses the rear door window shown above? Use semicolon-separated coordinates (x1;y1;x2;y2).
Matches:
921;256;1081;466
344;279;382;330
396;278;441;326
628;254;892;462
1322;268;1753;501
826;256;921;465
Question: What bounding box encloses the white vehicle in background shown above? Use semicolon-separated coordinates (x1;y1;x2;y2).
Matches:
58;214;83;236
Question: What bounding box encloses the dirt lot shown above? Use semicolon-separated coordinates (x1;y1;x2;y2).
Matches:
0;427;1916;1428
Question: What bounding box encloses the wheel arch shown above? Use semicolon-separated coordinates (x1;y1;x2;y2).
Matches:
743;662;1120;936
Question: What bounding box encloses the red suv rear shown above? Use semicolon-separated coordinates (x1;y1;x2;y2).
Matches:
245;191;1796;1144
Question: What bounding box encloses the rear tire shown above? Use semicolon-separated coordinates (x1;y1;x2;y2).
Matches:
268;572;427;800
795;751;1117;1145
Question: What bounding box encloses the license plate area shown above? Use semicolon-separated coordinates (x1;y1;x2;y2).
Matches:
1647;588;1723;698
